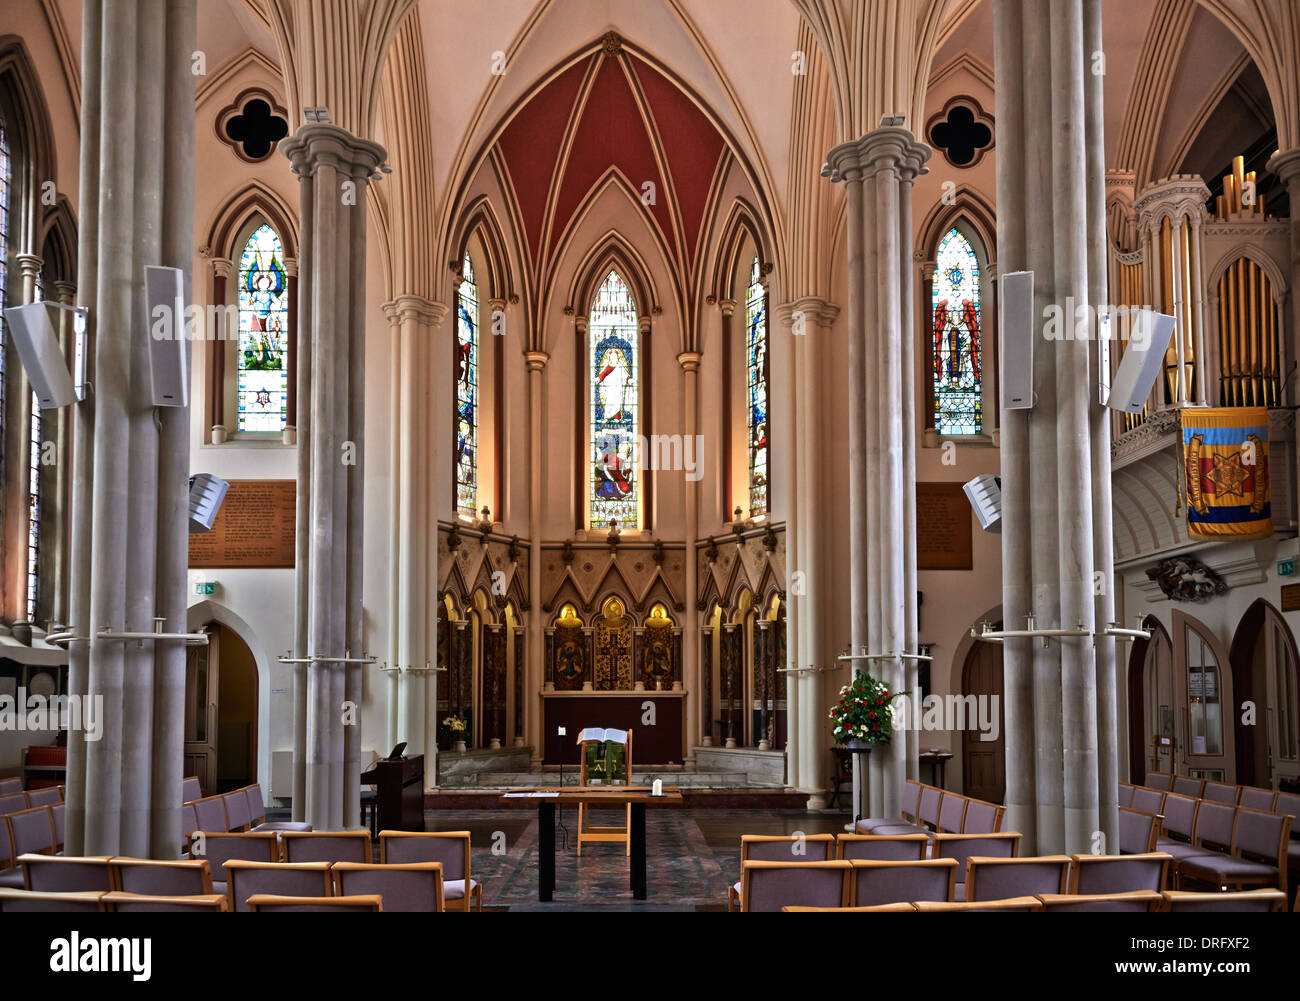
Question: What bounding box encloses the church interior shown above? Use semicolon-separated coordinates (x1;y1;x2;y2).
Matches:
0;0;1299;926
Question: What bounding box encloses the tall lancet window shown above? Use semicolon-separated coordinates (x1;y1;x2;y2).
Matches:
745;256;768;515
931;227;982;436
455;252;479;517
590;270;639;530
236;224;289;432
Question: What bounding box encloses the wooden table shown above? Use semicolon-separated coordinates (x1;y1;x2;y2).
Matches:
500;787;684;902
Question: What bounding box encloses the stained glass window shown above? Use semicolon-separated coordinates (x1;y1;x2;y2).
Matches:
26;277;42;622
455;252;478;516
590;270;639;530
745;256;768;515
236;223;289;432
931;227;982;435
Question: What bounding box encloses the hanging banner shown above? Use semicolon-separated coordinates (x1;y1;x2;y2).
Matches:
1181;407;1271;540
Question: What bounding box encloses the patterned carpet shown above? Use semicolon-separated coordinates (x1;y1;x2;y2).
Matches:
426;807;849;911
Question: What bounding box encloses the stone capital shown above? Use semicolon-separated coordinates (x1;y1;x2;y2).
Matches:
524;350;549;372
49;279;77;305
211;258;235;280
1268;148;1300;190
823;126;930;184
676;351;702;373
381;294;445;328
280;122;386;180
15;253;43;281
774;296;840;329
718;298;736;318
283;256;298;278
1134;174;1211;229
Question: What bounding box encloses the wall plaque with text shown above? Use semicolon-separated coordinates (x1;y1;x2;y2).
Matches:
916;481;973;570
188;479;296;569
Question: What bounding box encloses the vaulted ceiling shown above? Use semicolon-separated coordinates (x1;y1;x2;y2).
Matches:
495;47;727;271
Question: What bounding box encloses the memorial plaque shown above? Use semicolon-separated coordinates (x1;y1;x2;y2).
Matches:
188;479;296;569
1282;583;1300;612
916;481;973;570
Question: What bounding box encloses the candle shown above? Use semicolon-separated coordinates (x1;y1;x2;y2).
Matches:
652;778;663;797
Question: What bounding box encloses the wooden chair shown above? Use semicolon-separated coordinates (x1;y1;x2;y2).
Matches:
19;854;113;892
0;888;108;912
738;860;851;912
192;831;282;883
1068;852;1171;894
1118;806;1162;854
247;893;382;912
576;731;632;857
26;787;61;808
1202;780;1240;805
223;860;333;912
912;896;1043;912
0;777;22;796
1178;806;1291;897
182;775;202;803
848;858;958;907
104;892;228;912
379;830;480;910
0;792;29;815
728;834;836;911
332;861;446;912
964;855;1071;902
1036;891;1162;912
6;806;56;860
783;902;916;912
1159;888;1286;912
280;830;373;863
109;857;215;896
835;833;930;861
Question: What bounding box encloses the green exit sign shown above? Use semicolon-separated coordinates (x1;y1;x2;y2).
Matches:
1279;560;1295;577
194;582;216;595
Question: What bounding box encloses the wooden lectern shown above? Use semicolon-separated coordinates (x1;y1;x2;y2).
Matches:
576;729;632;856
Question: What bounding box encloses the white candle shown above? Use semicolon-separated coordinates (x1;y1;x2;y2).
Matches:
652;778;663;797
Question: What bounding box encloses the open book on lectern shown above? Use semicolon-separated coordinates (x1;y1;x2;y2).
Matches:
576;727;628;744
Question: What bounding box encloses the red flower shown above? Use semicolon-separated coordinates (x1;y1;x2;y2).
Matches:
872;725;879;731
876;698;883;705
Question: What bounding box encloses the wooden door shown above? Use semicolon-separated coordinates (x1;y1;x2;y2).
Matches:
1235;603;1300;788
184;628;219;796
1173;611;1235;781
1263;613;1300;786
961;636;1005;803
1139;619;1176;778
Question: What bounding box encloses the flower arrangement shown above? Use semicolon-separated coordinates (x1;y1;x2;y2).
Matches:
441;715;467;735
829;672;903;745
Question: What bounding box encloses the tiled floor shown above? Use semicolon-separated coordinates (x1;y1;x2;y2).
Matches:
426;807;850;911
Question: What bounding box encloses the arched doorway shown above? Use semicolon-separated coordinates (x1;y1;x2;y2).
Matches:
1229;599;1300;788
961;624;1005;803
184;622;259;796
1128;615;1173;783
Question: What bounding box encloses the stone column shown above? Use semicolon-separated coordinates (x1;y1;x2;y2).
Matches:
678;350;701;767
46;279;77;630
825;128;929;819
1268;150;1300;354
6;254;41;619
383;294;444;775
209;258;232;441
525;350;548;767
993;0;1114;854
65;0;196;858
281;124;384;830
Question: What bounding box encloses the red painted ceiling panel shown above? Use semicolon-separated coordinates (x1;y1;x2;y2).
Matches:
549;56;674;259
496;58;590;259
631;56;725;262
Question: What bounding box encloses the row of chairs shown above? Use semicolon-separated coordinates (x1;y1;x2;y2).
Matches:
856;779;1005;837
783;889;1289;913
1120;783;1292;897
1139;773;1300;815
184;780;311;847
0;785;63;814
1;803;66;882
184;828;480;910
1;852;452;912
731;853;1181;912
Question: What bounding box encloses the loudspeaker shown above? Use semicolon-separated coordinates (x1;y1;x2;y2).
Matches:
146;265;189;407
189;473;229;533
1106;309;1176;413
2;302;78;408
963;473;1002;533
1000;270;1034;410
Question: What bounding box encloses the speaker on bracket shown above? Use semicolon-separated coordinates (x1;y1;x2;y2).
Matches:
2;302;78;408
146;265;189;407
1000;270;1035;410
963;473;1002;533
1105;309;1177;413
189;473;230;533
